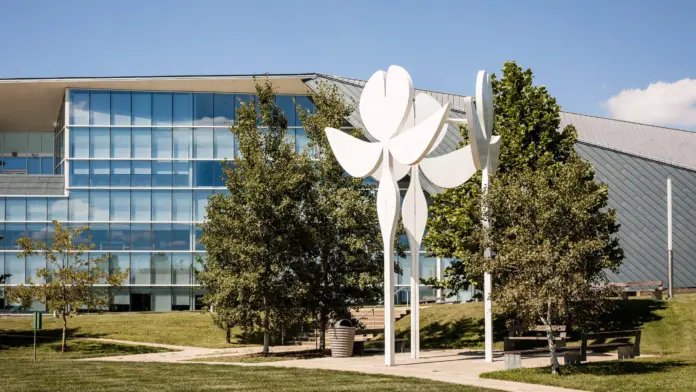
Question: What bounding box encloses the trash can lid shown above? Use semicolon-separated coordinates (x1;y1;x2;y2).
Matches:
334;319;353;328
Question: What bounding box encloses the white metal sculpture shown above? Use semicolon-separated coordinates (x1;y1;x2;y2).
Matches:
324;65;499;366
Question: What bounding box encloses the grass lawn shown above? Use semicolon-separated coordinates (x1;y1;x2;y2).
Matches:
0;360;501;392
190;350;327;363
481;294;696;392
0;311;245;348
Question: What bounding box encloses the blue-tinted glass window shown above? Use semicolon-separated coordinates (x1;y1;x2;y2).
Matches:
131;161;151;187
152;190;172;221
172;191;192;221
173;128;192;159
70;128;90;158
171;224;190;250
214;94;235;126
152;161;173;187
295;128;308;153
111;92;131;126
27;198;47;221
284;128;296;147
213;162;227;187
152;93;173;126
70;90;90;125
110;190;130;221
132;92;152;126
193;128;213;158
6;198;26;221
5;223;25;250
194;190;212;221
3;157;26;172
214;128;235;160
131;253;151;284
0;199;4;221
69;191;89;221
46;223;55;246
41;157;53;175
131;224;152;250
131;190;151;221
27;223;47;246
89;190;110;221
89;224;109;251
152;128;172;158
90;128;110;158
295;95;314;125
235;94;254;112
110;224;130;250
151;252;171;284
110;253;130;283
195;225;205;250
153;223;172;250
194;93;214;126
111;127;131;158
173;93;193;126
70;160;89;186
90;92;111;125
110;161;131;186
194;161;214;187
48;198;68;221
0;224;5;249
131;128;152;158
173;161;192;187
276;95;296;126
90;160;110;186
26;254;46;283
27;157;41;174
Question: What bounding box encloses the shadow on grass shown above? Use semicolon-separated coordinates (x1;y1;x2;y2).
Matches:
395;314;507;349
539;359;689;377
592;299;667;332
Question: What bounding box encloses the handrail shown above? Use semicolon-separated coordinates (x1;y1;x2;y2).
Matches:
355;286;410;331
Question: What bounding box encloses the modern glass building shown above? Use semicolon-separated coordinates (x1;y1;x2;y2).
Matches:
2;73;693;312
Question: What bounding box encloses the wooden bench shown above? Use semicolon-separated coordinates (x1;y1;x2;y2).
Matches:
610;281;663;300
364;339;408;353
504;325;568;351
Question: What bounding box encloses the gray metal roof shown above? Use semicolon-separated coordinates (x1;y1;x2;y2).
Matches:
308;74;696;173
0;175;65;196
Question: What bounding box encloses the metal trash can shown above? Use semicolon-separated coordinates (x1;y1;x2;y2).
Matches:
330;319;355;358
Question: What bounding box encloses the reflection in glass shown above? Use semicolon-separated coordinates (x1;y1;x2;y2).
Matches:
131;160;151;187
90;160;110;186
152;128;173;158
152;93;173;126
194;93;214;126
153;224;171;250
111;160;131;186
89;190;110;221
111;127;131;158
90;92;111;125
214;93;235;126
131;224;152;250
27;198;47;221
70;90;90;125
70;128;90;158
6;198;27;221
173;93;193;126
111;92;131;126
173;128;192;158
110;190;130;221
152;190;172;221
151;253;171;284
171;224;191;250
131;253;151;284
71;160;89;186
131;128;152;158
152;161;173;187
193;128;214;158
90;128;110;158
172;191;192;221
131;190;151;221
110;224;131;250
132;92;152;126
110;253;130;284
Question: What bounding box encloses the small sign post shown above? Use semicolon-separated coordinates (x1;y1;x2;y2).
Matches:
32;312;42;362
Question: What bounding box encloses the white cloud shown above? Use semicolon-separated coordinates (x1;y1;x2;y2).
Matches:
604;78;696;129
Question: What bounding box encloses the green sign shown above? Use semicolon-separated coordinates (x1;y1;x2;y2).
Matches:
32;312;42;330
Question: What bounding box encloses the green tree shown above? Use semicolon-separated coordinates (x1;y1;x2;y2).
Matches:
425;61;578;292
298;82;384;350
197;79;315;354
464;157;623;373
5;221;128;352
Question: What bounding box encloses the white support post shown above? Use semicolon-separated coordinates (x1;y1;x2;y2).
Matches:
667;178;674;300
410;244;420;359
436;257;442;302
482;158;493;363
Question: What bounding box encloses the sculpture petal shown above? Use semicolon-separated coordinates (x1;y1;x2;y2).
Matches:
402;166;428;245
359;66;414;142
487;135;501;176
371;158;410;182
419;146;477;189
476;71;494;140
377;152;401;248
389;103;450;166
403;93;449;154
325;127;383;177
463;97;486;170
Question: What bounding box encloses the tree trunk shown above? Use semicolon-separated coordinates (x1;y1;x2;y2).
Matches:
225;326;231;344
61;311;68;353
542;301;560;375
319;311;327;351
263;313;270;355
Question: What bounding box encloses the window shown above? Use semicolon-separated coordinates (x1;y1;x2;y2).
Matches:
171;224;191;250
70;128;89;158
132;92;152;126
110;224;130;250
193;128;213;158
131;190;151;221
173;161;192;187
5;223;26;250
131;224;152;250
153;224;171;250
110;190;130;221
296;128;308;153
27;198;47;221
0;199;4;221
172;191;192;221
111;127;131;158
110;253;130;284
70;161;89;187
173;93;193;126
48;198;68;221
90;92;111;125
90;128;110;158
152;161;173;187
295;95;314;125
5;132;27;154
194;190;212;221
172;253;192;284
28;133;41;154
152;93;173;126
152;128;172;158
89;190;110;221
151;252;171;284
131;128;152;158
27;223;47;247
276;95;295;126
152;190;172;221
70;90;90;125
213;162;227;187
214;128;235;159
89;224;109;250
111;91;131;126
214;93;235;126
194;161;214;187
194;93;214;126
111;161;131;186
41;157;53;175
27;157;41;174
195;225;205;250
130;253;151;284
6;198;26;221
173;128;192;158
131;161;151;187
90;160;110;186
26;254;46;283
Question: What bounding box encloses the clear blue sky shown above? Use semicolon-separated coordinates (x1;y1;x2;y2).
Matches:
1;0;694;121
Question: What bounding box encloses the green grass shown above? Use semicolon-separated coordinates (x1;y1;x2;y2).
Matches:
0;361;501;392
190;350;327;363
0;311;246;348
480;294;696;392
